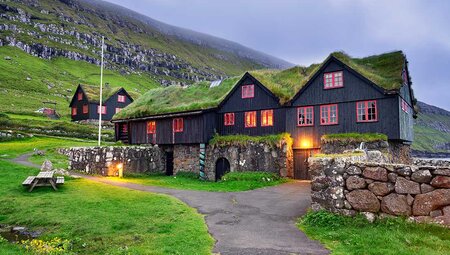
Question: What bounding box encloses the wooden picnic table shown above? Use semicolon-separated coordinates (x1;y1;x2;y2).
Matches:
22;171;64;192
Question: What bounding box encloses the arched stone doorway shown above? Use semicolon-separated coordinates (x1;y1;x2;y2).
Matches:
215;157;230;181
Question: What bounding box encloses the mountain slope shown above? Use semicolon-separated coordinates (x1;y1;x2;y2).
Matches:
413;101;450;156
0;0;292;86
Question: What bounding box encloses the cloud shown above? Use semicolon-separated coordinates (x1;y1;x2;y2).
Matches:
104;0;450;110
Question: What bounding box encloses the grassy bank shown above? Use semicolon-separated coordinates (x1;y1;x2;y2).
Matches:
0;160;214;254
110;171;288;192
298;211;450;255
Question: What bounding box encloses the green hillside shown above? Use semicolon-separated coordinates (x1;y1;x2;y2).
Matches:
0;0;289;87
0;46;158;117
412;101;450;155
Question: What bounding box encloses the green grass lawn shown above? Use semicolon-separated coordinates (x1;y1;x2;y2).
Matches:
0;160;214;254
298;211;450;255
0;136;97;160
108;171;288;192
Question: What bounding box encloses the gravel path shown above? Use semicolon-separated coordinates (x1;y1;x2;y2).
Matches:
12;152;329;255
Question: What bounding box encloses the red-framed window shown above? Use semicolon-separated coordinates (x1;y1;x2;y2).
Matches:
320;104;338;125
224;113;235;126
118;95;126;103
77;92;83;101
82;104;88;114
244;111;257;128
261;110;273;127
242;85;254;98
121;123;128;133
173;118;183;132
297;106;314;126
324;71;344;89
115;108;122;114
97;105;106;114
147;121;156;134
357;100;378;122
401;99;409;113
71;107;77;116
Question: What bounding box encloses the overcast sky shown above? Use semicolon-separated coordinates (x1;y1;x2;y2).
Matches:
104;0;450;110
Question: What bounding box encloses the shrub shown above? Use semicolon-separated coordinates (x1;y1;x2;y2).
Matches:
210;133;292;147
321;132;388;143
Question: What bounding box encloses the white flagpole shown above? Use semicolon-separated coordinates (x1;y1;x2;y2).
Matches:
97;36;104;146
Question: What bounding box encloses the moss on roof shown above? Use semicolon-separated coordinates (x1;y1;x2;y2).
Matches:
114;51;406;120
113;77;241;119
80;84;120;102
331;51;405;91
80;84;137;103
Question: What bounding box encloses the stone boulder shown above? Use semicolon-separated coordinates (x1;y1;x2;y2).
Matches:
40;160;53;171
412;189;450;216
346;190;380;213
433;169;450;176
346;176;366;190
346;165;362;175
368;182;393;196
395;177;420;194
411;170;432;183
420;183;435;194
430;176;450;188
381;194;411;216
363;167;388;181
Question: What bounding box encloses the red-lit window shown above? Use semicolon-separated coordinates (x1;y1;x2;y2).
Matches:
118;95;125;103
357;100;378;122
147;121;156;134
77;92;83;101
121;123;128;133
97;105;106;114
324;71;344;89
82;104;88;114
401;99;409;113
261;110;273;127
320;104;338;125
224;113;235;126
245;111;257;128
115;108;122;114
297;106;314;126
242;85;254;98
71;107;77;116
173;118;183;132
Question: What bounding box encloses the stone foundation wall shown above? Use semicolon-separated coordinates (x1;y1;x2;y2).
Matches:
173;144;200;175
320;140;390;154
204;139;293;181
309;157;450;225
320;140;411;164
61;146;165;176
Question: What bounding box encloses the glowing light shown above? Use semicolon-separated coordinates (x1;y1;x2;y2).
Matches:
117;163;124;178
300;140;311;149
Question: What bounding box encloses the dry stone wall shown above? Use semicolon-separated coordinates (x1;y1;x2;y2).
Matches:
60;146;165;176
173;145;200;175
309;157;450;225
204;139;293;181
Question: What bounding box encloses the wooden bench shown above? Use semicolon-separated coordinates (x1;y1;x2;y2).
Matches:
22;176;36;186
56;176;64;185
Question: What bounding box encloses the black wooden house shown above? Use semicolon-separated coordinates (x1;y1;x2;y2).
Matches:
69;84;133;122
112;51;416;179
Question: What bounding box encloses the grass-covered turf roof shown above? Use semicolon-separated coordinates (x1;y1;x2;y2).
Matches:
114;51;406;120
80;84;140;103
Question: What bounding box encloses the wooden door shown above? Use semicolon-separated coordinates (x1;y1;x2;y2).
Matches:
294;149;310;180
